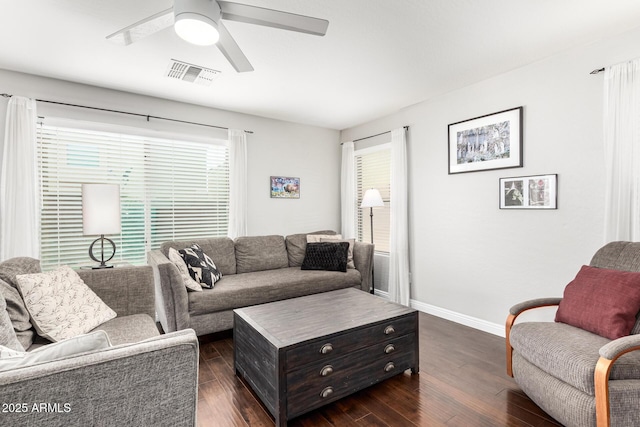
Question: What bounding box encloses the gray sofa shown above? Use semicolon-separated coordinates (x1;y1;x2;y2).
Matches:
148;231;374;336
506;242;640;427
0;257;199;426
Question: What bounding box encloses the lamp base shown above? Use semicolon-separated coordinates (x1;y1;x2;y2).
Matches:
90;264;115;269
88;235;116;269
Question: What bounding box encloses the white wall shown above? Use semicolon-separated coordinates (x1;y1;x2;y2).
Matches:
341;25;640;335
0;69;341;239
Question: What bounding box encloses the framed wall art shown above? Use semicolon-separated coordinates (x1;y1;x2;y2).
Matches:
448;106;523;174
499;174;557;209
270;176;300;199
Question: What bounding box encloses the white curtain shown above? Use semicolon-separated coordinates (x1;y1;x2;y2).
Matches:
227;129;247;239
603;59;640;242
1;96;39;260
388;127;410;306
340;141;356;239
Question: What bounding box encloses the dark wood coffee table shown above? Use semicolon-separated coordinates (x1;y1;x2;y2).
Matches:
233;288;419;426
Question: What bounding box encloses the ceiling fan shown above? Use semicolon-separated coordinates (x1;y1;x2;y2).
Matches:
106;0;329;73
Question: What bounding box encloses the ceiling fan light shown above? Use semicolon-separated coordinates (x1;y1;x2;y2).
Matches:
175;12;219;46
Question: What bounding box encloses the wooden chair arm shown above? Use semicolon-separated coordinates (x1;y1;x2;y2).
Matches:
505;298;562;377
594;335;640;427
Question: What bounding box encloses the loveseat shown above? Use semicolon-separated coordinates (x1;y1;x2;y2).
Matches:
506;242;640;427
0;257;199;426
148;231;374;336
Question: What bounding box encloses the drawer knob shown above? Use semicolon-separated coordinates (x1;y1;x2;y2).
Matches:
384;344;395;354
320;365;334;377
384;362;395;373
384;325;395;335
320;386;334;398
320;343;333;354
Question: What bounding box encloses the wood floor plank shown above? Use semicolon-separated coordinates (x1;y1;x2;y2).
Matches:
195;312;559;427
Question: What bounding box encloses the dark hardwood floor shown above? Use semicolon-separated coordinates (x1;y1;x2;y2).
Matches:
196;312;561;426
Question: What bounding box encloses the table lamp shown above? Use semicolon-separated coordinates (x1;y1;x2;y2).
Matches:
82;183;121;269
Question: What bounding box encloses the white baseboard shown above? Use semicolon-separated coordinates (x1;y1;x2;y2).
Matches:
374;289;504;337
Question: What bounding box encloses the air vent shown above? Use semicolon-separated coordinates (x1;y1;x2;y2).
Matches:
166;59;220;86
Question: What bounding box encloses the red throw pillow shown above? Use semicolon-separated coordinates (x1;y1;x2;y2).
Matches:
555;265;640;340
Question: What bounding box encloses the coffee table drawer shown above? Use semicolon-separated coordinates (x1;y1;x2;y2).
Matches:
287;348;416;418
286;314;415;370
287;333;415;394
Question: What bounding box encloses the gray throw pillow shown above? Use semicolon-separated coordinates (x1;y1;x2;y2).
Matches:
0;257;41;350
0;293;23;352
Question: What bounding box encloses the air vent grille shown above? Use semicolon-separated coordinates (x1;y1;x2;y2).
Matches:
166;59;220;86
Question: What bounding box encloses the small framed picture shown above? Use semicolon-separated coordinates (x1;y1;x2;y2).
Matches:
499;174;557;209
448;107;523;174
270;176;300;199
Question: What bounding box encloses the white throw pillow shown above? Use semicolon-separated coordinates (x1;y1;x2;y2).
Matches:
15;266;117;342
168;248;203;292
0;330;112;372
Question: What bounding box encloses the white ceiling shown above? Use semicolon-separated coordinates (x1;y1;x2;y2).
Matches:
2;0;640;130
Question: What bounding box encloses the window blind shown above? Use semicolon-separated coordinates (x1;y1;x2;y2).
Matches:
37;123;229;271
355;146;391;253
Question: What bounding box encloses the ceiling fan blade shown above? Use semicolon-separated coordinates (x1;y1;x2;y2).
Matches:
106;8;174;45
217;21;254;73
218;1;329;36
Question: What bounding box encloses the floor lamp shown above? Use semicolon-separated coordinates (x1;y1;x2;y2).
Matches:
361;188;384;294
82;183;121;269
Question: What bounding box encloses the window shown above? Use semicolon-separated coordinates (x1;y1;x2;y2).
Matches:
355;144;391;253
37;122;229;270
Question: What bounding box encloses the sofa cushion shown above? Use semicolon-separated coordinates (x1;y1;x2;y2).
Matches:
0;257;40;350
510;322;640;395
301;242;350;272
161;237;236;275
90;314;160;346
235;235;289;274
15;266;117;342
555;265;640;340
188;267;362;315
285;230;337;267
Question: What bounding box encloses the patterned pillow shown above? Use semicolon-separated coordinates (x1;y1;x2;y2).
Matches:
168;248;203;292
15;266;117;342
301;242;350;273
178;244;222;289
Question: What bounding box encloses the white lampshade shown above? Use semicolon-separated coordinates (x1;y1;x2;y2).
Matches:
82;184;121;236
361;188;384;208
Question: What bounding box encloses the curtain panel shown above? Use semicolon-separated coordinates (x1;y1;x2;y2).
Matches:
388;127;410;306
603;59;640;242
340;141;356;239
1;96;39;260
227;128;248;239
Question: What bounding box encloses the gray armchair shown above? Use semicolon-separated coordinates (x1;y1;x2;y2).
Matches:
505;242;640;427
0;258;199;426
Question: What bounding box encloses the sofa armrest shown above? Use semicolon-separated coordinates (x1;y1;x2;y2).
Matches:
147;250;190;333
0;329;199;426
508;297;562;316
77;265;155;319
595;335;640;427
353;242;374;292
505;297;561;377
